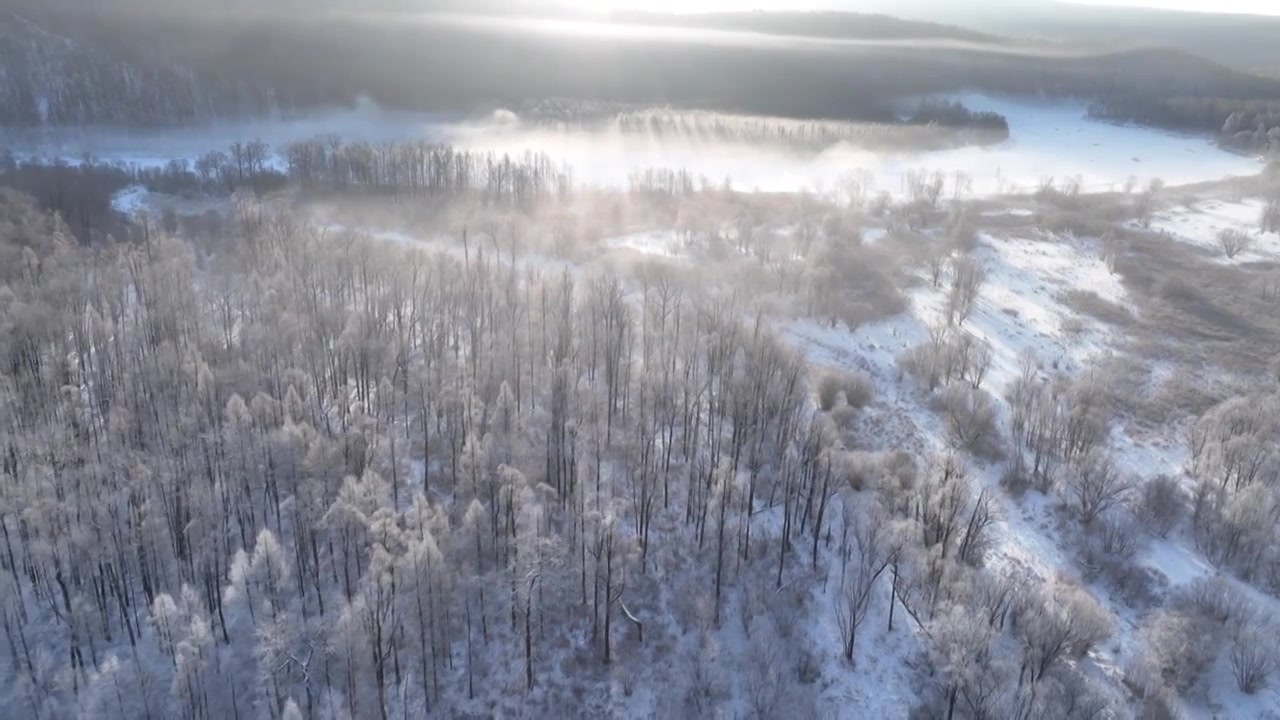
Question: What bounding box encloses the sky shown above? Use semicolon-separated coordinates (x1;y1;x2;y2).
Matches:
585;0;1280;15
1063;0;1278;12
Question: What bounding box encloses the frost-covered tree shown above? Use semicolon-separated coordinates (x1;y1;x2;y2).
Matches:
946;256;987;327
1016;577;1114;686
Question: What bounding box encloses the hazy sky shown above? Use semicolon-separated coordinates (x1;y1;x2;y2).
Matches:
1063;0;1278;12
592;0;1280;15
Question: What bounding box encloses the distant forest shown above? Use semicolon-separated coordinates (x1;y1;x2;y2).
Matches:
1;0;1280;154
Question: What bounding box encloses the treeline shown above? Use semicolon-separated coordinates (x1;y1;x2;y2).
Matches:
0;11;333;126
1089;95;1280;153
1;138;574;243
0;150;284;244
280;139;570;204
0;153;136;243
601;104;1010;151
150;139;569;206
7;1;1280;135
908;99;1010;137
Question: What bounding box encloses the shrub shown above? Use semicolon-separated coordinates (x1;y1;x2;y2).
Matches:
897;326;992;391
1229;624;1275;694
1140;609;1220;692
1175;576;1248;625
1000;453;1033;497
1262;198;1280;235
936;382;1004;460
1137;685;1183;720
1218;228;1255;259
816;369;875;412
1138;475;1185;538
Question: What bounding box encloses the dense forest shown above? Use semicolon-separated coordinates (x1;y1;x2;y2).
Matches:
0;182;906;718
1089;96;1280;153
3;126;1280;715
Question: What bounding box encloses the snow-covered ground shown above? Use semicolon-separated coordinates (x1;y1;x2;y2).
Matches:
778;224;1280;718
320;203;1280;717
605;229;685;258
1147;197;1280;262
5;95;1260;195
45;91;1275;717
110;184;149;216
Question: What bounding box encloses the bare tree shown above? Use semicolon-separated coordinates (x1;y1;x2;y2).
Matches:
834;501;895;663
946;256;987;327
815;368;875;412
1100;229;1124;274
746;622;790;720
1134;178;1164;227
937;383;1003;460
1218;228;1255;259
928;601;1012;720
1016;578;1114;686
1229;620;1276;694
927;247;949;288
1187;393;1280;493
1141;608;1220;693
1261;198;1280;235
1137;475;1184;538
1064;451;1135;525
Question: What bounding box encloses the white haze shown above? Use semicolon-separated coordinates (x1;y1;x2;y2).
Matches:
3;94;1260;196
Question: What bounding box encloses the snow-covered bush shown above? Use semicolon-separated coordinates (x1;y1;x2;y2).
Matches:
935;382;1004;460
1138;474;1185;538
815;368;875;412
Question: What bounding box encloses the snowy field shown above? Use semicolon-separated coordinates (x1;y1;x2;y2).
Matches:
1147;197;1280;262
7;94;1262;194
777;226;1280;718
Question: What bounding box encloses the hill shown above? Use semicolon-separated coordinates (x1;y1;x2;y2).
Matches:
1;0;1279;137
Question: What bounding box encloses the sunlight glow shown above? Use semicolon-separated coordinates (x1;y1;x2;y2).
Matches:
1064;0;1280;13
581;0;1280;16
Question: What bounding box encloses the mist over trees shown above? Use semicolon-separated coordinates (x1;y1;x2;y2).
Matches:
0;155;1162;717
0;182;884;716
3;0;1280;713
6;0;1280;144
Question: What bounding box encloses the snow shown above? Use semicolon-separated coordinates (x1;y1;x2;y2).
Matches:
317;163;1280;716
862;227;889;245
1147;197;1280;261
7;77;1278;719
907;231;1127;390
605;230;684;258
947;94;1260;193
5;95;1259;196
770;224;1279;718
110;184;149;216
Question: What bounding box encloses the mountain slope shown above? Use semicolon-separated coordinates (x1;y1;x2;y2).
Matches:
3;2;1279;131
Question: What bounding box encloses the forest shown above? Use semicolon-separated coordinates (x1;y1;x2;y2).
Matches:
2;127;1279;717
5;1;1280;718
4;0;1280;139
0;179;889;718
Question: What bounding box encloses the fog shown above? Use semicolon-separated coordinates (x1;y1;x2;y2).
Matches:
4;94;1259;195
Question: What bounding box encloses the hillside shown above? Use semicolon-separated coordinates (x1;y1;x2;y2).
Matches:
3;2;1280;134
848;0;1280;76
605;10;1006;45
